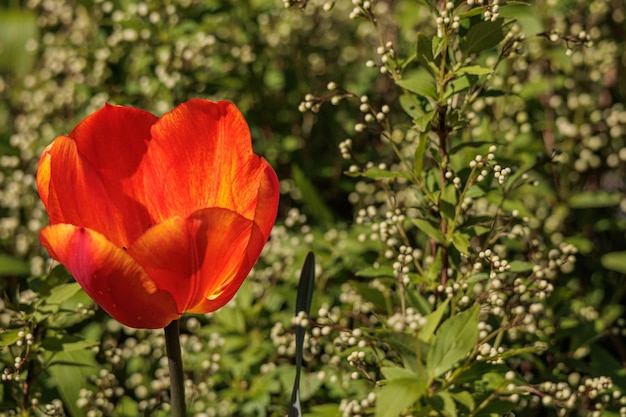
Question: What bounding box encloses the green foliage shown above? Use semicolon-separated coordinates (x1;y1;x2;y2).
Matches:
0;0;625;416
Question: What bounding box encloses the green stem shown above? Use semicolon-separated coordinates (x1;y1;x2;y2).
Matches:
164;319;186;417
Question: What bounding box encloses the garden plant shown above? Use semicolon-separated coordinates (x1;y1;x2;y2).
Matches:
0;0;625;417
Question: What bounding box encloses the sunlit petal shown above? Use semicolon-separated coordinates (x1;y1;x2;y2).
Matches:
141;100;273;222
40;224;179;329
127;208;259;313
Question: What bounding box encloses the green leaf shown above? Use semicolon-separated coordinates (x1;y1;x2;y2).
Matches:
426;304;479;378
306;404;344;417
377;331;422;373
413;132;429;177
439;200;457;225
375;379;426;417
508;260;534;273
445;75;472;99
361;167;409;180
292;164;334;224
400;94;423;119
416;32;435;72
381;366;420;381
356;266;395;278
453;362;509;385
420;299;449;343
414;111;435;132
412;218;445;243
459;6;490;19
450;232;470;255
113;396;140;417
430;391;457;417
0;254;30;276
0;329;21;347
601;252;626;274
42;334;98;352
473;398;515;416
569;191;622;208
423;247;444;284
396;70;437;100
457;65;492;75
498;3;544;33
48;350;99;417
451;390;475;412
467;272;489;283
46;283;82;305
462;19;506;54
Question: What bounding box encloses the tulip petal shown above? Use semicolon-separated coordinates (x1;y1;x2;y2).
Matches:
127;208;267;314
40;104;158;246
40;224;179;329
141;99;278;223
36;143;53;209
186;215;267;314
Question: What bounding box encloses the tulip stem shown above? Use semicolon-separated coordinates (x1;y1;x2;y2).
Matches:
164;319;186;417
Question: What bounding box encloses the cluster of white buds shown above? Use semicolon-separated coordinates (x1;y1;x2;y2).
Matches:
393;245;414;286
340;393;377;417
339;138;352;159
436;2;460;36
467;0;500;21
292;310;310;328
349;0;372;19
16;330;34;347
387;308;426;332
375;41;396;75
298;93;321;113
347;350;367;367
493;164;512;184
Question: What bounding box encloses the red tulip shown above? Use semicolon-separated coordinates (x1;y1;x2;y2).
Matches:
36;99;280;329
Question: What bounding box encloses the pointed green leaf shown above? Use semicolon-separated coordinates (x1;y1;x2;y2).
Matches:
48;350;98;417
400;94;423;119
498;2;544;33
356;266;395;278
46;283;82;305
0;329;21;347
457;65;492;75
413;132;429;178
451;390;475;412
361;167;409;180
412;218;445;243
451;232;470;255
508;260;534;273
396;70;437;100
381;366;420;381
426;304;480;378
423;247;443;284
430;391;457;417
416;32;435;72
420;299;450;343
440;200;457;225
445;75;472;99
463;19;506;54
375;379;426;417
414;111;435;133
